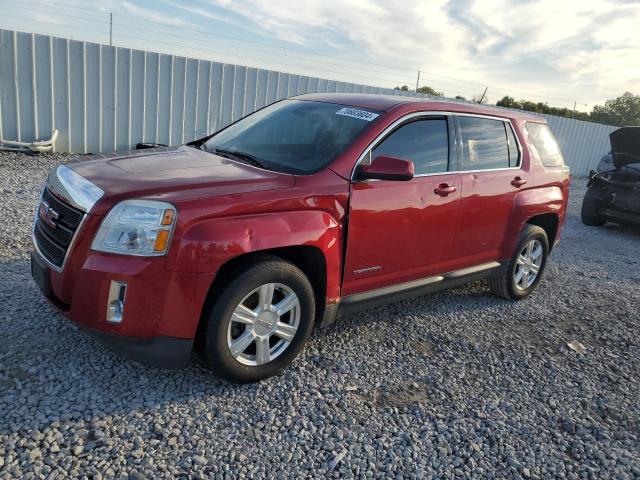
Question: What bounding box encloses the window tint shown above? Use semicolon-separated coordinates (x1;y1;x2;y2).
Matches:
372;119;449;175
505;124;520;167
204;100;379;174
458;116;509;170
525;122;565;167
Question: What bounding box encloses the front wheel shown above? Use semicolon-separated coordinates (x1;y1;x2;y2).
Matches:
488;225;549;300
202;259;315;383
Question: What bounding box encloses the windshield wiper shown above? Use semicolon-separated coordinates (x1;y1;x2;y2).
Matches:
212;148;266;169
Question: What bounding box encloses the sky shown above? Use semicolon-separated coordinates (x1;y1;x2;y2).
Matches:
1;0;639;110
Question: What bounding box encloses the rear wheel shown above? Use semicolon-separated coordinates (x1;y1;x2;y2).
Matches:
202;259;315;383
489;225;549;300
581;188;606;226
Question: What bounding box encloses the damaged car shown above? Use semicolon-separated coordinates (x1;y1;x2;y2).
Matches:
582;126;640;227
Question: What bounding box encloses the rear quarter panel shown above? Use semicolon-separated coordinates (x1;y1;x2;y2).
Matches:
502;185;566;255
501;119;570;256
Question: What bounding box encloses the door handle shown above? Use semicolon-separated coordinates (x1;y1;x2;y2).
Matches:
511;176;527;188
434;184;457;196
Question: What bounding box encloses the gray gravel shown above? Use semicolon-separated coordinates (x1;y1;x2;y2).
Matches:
1;151;639;479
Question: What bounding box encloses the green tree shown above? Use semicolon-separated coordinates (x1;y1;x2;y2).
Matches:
590;92;640;126
394;85;410;91
496;96;521;109
416;85;443;96
496;95;591;122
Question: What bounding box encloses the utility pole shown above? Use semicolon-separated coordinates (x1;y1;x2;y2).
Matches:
415;70;421;92
478;87;488;104
109;13;113;46
572;101;576;119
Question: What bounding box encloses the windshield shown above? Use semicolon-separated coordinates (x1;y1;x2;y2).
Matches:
203;100;381;174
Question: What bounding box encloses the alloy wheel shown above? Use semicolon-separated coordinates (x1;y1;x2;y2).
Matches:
514;239;543;291
226;283;301;366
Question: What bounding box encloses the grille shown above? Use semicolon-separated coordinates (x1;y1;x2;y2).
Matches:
42;188;83;228
34;187;85;268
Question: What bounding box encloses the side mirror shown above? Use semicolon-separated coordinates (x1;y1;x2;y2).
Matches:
357;155;414;181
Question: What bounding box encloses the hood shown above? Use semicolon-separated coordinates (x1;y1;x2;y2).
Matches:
610;127;640;169
66;146;295;211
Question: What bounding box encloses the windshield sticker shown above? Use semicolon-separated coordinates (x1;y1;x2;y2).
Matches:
335;107;379;122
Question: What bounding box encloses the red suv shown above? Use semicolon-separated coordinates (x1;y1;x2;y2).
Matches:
31;94;570;382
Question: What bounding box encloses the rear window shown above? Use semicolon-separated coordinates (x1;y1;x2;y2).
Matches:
525;122;565;167
457;116;511;170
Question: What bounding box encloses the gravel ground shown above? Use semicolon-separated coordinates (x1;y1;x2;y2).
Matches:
1;151;639;479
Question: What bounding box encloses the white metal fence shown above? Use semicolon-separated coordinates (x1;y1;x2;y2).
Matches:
0;29;617;176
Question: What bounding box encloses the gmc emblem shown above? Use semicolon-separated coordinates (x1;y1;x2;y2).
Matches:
38;201;60;229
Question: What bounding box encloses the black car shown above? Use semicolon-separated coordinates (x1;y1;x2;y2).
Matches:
582;127;640;227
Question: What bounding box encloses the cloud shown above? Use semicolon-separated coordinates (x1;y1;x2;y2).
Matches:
157;0;238;26
120;1;192;27
198;0;640;107
33;12;65;25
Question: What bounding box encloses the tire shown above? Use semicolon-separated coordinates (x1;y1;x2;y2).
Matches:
202;259;315;383
581;188;606;226
488;225;549;301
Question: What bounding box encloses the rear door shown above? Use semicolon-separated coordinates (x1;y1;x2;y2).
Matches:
343;114;462;296
450;115;525;267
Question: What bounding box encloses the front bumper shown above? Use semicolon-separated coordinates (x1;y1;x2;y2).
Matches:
600;207;640;226
31;246;215;369
81;327;193;369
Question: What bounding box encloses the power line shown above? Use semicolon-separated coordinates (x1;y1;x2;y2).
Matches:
6;2;425;86
15;0;575;104
0;15;416;89
0;13;564;105
110;20;419;83
110;30;417;87
1;12;108;34
1;1;589;106
16;0;424;76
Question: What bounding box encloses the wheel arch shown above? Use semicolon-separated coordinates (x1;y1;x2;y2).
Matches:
504;187;565;256
526;212;559;250
195;245;330;349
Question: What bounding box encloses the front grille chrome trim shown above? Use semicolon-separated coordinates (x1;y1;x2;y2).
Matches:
32;186;88;273
47;164;104;212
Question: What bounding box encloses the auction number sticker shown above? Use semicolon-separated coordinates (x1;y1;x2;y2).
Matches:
335;107;379;121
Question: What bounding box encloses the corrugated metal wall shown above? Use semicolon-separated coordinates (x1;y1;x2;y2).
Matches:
0;29;616;176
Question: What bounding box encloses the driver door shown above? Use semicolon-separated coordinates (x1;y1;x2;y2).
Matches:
343;115;461;296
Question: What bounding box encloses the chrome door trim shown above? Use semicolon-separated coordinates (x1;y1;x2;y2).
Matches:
351;110;524;181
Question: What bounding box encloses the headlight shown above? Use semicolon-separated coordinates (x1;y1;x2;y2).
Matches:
92;200;177;256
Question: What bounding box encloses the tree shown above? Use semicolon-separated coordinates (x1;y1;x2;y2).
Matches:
472;93;489;104
454;95;467;101
416;85;443;96
496;95;591;122
590;92;640;126
496;96;520;109
394;85;410;91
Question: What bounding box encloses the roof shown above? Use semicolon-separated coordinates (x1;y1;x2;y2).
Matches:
294;92;545;122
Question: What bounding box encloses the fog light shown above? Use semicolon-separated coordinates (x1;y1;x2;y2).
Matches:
107;281;127;323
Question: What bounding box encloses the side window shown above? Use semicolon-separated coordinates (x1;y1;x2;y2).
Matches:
458;116;510;170
505;123;520;167
372;119;449;175
525;122;565;167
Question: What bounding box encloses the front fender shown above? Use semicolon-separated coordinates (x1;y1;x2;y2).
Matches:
166;210;343;298
501;186;565;256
